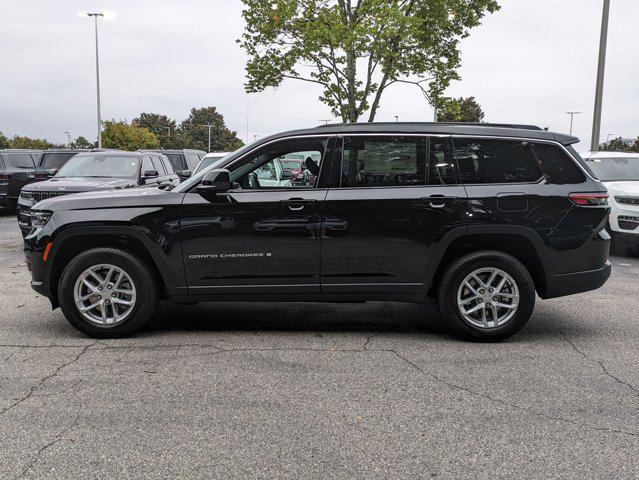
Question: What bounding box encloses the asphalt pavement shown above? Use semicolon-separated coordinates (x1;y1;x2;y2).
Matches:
0;209;638;479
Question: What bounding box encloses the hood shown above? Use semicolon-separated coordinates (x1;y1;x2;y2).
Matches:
34;185;183;212
602;181;639;197
23;177;138;192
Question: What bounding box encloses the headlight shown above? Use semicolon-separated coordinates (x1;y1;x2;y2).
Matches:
30;210;53;228
20;191;33;200
615;196;639;205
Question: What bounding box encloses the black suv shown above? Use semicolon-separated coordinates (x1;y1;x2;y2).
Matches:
29;149;89;183
0;149;40;211
18;150;180;231
139;149;206;180
22;123;611;340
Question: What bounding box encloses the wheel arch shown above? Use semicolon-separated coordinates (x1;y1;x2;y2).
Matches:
424;226;551;298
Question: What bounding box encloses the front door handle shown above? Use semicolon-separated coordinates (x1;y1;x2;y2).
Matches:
422;195;458;208
281;198;317;211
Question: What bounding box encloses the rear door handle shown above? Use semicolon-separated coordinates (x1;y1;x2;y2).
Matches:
422;195;458;208
281;198;317;211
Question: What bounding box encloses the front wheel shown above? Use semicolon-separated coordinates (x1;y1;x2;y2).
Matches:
58;248;158;338
436;251;536;341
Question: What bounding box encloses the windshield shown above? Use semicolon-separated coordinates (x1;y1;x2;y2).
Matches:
194;155;227;175
56;154;140;178
585;157;639;182
41;152;79;169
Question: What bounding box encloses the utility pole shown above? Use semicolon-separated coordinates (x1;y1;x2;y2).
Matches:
591;0;611;152
566;112;582;135
203;124;213;153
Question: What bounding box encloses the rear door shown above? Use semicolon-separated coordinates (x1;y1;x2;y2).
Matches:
6;153;36;199
320;135;468;294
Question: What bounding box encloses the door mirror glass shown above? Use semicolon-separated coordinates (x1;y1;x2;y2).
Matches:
179;169;192;178
197;169;231;194
47;168;59;176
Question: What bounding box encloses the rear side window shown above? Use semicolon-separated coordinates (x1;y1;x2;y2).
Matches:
8;153;35;168
454;138;543;184
532;143;586;184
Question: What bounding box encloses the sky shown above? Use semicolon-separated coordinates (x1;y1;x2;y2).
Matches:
0;0;637;151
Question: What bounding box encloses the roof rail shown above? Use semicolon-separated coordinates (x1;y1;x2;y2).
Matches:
316;122;543;131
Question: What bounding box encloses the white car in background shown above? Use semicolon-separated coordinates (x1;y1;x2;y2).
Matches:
580;151;639;252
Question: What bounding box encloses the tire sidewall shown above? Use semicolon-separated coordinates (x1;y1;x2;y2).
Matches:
439;253;535;341
58;249;157;338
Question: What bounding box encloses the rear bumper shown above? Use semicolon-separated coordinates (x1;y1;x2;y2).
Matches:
543;262;611;299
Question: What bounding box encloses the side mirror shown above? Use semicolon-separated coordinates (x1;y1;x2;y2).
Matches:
197;169;231;195
179;169;192;178
143;170;159;178
47;168;58;176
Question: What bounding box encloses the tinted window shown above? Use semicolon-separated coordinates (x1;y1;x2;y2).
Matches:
428;137;458;185
185;153;200;170
533;143;586;184
584;156;639;182
57;154;140;178
40;152;78;169
165;153;186;171
341;136;427;187
7;153;35;168
454;138;542;184
151;156;165;175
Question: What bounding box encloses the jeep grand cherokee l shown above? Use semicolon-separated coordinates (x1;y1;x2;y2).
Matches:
22;123;611;340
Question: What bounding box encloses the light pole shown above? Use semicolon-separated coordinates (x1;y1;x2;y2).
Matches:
591;0;611;152
607;133;615;143
203;124;213;153
395;115;399;123
64;131;71;147
566;112;582;135
82;12;108;148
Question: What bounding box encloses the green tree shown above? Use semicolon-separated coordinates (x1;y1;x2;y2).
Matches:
0;131;9;149
600;137;633;153
102;121;160;151
437;96;485;122
8;135;53;149
179;107;244;152
132;113;180;149
70;136;95;149
239;0;499;123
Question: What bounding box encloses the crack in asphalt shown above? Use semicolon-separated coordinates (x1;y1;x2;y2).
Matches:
556;326;639;398
0;344;95;417
390;350;639;439
15;414;80;480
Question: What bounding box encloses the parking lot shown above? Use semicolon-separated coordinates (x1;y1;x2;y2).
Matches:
0;210;637;479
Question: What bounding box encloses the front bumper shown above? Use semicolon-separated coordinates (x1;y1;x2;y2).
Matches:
543;261;612;299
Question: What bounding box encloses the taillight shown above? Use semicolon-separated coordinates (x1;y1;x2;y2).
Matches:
34;173;49;180
569;193;609;206
0;173;9;183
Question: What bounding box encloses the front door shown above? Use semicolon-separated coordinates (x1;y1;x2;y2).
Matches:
320;135;468;294
180;136;333;295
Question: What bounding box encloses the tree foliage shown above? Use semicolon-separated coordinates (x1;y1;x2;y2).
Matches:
600;137;639;153
437;96;485;122
132;113;180;149
102;121;160;151
7;135;54;149
70;136;95;149
239;0;499;122
179;107;244;152
0;132;9;149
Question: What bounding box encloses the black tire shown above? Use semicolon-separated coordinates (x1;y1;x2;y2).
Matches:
436;250;536;341
58;247;158;338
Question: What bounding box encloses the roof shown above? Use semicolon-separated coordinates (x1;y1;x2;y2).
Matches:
580;151;639;159
250;122;580;146
74;150;143;157
139;149;206;154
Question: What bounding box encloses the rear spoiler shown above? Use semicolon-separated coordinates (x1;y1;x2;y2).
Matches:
554;133;580;146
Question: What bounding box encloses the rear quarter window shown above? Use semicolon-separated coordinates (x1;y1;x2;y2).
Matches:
454;138;543;184
532;143;587;184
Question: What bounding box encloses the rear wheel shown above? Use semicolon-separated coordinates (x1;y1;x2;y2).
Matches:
58;248;158;338
437;251;535;341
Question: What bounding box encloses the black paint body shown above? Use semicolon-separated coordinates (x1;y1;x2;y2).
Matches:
22;123;611;308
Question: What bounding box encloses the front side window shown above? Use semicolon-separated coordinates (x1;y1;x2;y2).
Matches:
56;154;140;178
230;137;327;189
152;156;166;175
454;138;543;184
